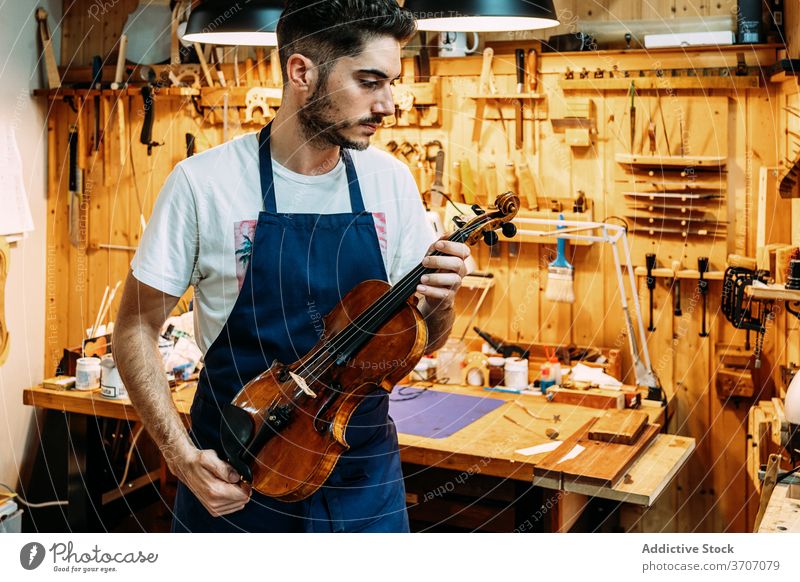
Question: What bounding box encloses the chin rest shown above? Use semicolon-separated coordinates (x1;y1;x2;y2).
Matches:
220;404;255;483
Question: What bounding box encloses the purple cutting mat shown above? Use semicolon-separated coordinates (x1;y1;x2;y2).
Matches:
388;386;506;439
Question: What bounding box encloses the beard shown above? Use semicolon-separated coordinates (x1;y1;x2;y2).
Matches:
298;79;383;151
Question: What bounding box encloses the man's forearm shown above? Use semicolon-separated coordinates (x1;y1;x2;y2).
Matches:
113;325;195;468
420;299;455;353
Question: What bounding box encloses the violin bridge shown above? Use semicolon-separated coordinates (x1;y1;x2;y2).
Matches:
289;371;317;398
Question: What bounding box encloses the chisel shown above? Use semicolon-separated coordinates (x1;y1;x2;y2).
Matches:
672;260;682;316
646;253;656;332
429;150;445;208
515;49;525;151
68;125;83;248
629;81;637;154
698;257;709;337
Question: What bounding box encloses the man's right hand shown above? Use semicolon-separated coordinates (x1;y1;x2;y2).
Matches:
170;447;252;517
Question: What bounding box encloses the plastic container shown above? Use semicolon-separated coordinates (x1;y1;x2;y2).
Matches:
504;357;529;390
75;357;102;390
100;355;127;399
548;355;562;385
437;339;467;384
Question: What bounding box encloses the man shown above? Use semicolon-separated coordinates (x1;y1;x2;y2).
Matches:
113;0;469;532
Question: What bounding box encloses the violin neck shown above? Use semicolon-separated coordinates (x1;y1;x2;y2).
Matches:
326;230;468;366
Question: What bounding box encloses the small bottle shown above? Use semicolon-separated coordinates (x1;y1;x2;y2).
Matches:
540;362;555;394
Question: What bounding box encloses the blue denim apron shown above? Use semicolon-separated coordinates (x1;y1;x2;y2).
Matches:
171;124;409;532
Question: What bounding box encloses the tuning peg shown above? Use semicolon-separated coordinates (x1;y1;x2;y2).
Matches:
501;223;517;238
471;204;485;216
453;216;466;228
483;231;499;246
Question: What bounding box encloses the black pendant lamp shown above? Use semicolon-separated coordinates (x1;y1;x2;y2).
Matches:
404;0;559;32
182;0;283;46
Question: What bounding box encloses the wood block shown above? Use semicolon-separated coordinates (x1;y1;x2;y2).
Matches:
533;418;662;487
775;246;799;284
547;387;625;410
588;409;649;445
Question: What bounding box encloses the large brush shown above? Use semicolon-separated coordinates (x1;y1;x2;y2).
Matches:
545;216;575;303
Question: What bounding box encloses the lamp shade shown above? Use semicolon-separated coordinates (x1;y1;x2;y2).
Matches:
404;0;559;32
182;0;282;46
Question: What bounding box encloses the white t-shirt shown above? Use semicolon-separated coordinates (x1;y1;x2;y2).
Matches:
131;132;436;355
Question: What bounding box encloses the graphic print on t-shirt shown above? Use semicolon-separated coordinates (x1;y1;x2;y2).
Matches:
234;219;257;289
234;213;388;291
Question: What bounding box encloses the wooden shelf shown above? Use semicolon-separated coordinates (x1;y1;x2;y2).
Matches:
461;274;495;290
560;75;760;91
633;266;724;281
466;93;544;100
616;154;727;168
745;284;800;302
33;86;200;99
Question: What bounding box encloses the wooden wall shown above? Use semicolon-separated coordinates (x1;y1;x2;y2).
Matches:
43;0;800;532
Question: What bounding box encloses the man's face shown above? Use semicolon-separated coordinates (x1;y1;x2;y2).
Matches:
298;36;401;151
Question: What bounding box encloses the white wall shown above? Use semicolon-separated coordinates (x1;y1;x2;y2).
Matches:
0;1;62;491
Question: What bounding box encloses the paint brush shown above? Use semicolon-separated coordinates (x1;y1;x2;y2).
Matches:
545;215;575;303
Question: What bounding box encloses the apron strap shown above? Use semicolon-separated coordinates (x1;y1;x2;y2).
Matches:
341;150;365;213
258;124;367;214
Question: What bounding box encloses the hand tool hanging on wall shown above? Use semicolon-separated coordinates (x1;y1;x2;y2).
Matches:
140;68;164;155
91;56;104;152
672;260;683;316
450;161;463;201
515;49;526;151
645;253;656;331
186;133;196;158
68;125;83;248
429;150;446;208
527;48;538;154
720;255;772;367
112;35;128;169
35;8;61;90
656;87;671;155
460;158;477;204
472;48;495;145
517;156;540;211
195;43;216;87
698;256;710;337
629;81;637;154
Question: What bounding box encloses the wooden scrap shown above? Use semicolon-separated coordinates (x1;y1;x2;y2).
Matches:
547;387;625;410
588;409;649;445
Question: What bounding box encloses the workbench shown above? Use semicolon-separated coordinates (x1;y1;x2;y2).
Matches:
22;382;694;532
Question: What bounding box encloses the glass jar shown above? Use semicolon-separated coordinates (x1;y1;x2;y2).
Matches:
488;356;506;387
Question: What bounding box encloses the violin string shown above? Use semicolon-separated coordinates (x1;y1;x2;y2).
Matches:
298;214;500;383
292;224;481;387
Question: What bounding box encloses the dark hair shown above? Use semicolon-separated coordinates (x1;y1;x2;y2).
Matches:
277;0;416;82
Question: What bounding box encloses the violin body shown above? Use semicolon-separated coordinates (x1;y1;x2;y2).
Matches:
222;279;428;501
220;193;519;502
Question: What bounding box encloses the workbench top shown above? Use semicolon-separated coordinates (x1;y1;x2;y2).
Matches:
23;382;694;508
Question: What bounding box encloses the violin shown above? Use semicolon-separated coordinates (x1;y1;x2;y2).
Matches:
220;193;520;500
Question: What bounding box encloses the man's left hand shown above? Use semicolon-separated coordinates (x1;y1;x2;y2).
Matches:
416;239;471;310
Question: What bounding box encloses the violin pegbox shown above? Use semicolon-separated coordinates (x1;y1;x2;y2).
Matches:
456;192;520;248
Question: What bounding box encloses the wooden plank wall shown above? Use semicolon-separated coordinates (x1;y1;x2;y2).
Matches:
44;0;798;533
